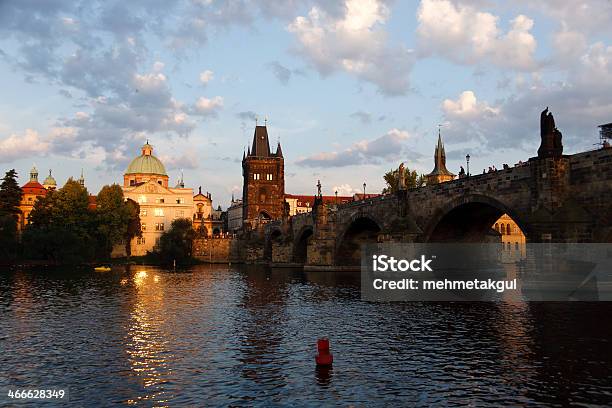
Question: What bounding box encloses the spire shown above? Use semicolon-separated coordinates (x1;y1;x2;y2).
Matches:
231;192;235;203
247;145;251;156
199;186;202;195
78;168;85;187
242;148;246;160
426;128;455;181
250;123;271;157
276;140;283;158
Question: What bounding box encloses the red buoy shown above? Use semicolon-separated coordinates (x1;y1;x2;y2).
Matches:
315;337;333;366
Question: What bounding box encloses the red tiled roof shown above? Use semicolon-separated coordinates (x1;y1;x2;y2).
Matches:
285;194;353;207
21;181;47;196
88;195;97;210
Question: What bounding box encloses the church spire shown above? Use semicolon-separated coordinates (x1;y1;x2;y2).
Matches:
426;128;455;184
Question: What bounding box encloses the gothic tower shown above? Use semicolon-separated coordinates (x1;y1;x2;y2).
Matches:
242;124;285;226
426;131;455;185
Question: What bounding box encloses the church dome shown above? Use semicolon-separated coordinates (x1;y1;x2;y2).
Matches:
43;170;57;187
125;142;167;176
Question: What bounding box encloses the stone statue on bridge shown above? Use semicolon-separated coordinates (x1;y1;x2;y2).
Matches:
538;107;563;158
398;162;407;191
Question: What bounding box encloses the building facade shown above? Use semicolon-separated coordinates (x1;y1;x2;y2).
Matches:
284;194;353;216
18;166;47;231
193;187;224;236
122;142;193;256
227;198;244;232
241;125;285;227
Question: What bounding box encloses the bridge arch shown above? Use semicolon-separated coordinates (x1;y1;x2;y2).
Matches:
336;215;382;267
293;226;314;263
423;194;529;243
264;227;283;261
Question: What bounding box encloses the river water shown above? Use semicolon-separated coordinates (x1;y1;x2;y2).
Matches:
1;265;611;406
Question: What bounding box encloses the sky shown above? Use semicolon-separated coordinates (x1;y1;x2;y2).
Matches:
0;0;611;208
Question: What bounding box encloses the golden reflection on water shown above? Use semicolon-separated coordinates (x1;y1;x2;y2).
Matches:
125;268;173;406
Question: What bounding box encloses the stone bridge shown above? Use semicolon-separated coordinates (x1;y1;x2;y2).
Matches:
260;149;612;269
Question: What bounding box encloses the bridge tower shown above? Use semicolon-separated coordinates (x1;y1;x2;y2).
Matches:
242;123;285;227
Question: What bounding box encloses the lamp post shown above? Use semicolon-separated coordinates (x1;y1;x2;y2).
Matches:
335;190;338;205
363;182;366;198
466;154;471;177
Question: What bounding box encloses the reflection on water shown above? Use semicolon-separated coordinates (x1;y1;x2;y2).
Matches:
1;265;612;406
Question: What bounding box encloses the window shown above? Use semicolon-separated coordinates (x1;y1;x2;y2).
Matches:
176;210;184;218
158;180;162;185
266;174;273;181
253;173;260;180
156;197;165;204
155;223;164;231
141;223;146;231
154;208;164;217
138;195;147;204
140;209;147;216
137;237;146;245
506;224;512;235
130;179;136;186
176;198;184;204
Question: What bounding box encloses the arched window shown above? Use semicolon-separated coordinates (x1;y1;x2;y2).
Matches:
500;223;505;235
506;224;512;235
495;223;499;232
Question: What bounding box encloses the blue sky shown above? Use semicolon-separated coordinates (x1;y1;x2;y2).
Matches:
0;0;611;208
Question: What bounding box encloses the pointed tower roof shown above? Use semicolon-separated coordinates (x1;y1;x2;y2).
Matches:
428;131;455;177
250;125;271;157
275;141;283;158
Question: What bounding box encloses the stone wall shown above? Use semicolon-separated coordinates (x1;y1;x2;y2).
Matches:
194;237;238;263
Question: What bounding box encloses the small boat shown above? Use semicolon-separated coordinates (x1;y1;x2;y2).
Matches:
94;266;112;272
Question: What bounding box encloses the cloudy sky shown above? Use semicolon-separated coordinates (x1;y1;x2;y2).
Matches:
0;0;610;207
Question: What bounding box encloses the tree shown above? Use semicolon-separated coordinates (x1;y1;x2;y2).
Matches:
382;167;425;194
157;218;196;265
95;184;133;259
124;198;141;259
0;169;23;261
22;178;96;263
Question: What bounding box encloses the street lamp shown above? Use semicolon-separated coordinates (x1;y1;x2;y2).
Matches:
335;190;338;204
466;154;471;177
363;182;366;198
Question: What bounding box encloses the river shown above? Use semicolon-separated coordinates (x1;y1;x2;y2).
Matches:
1;265;611;406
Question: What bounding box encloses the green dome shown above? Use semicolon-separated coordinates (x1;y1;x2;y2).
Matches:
125;142;167;176
43;170;56;186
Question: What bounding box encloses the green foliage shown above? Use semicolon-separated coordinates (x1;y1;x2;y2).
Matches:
382;166;426;194
0;169;22;216
124;198;142;258
0;169;23;261
95;184;133;259
21;180;140;264
22;179;96;263
157;218;196;265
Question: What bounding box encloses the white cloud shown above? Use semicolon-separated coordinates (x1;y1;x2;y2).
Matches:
417;0;538;70
332;183;360;195
194;96;224;117
199;69;214;84
296;128;414;167
288;0;415;95
0;129;50;162
443;91;499;119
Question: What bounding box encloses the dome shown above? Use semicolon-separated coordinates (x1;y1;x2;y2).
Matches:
43;170;56;187
125;142;167;176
